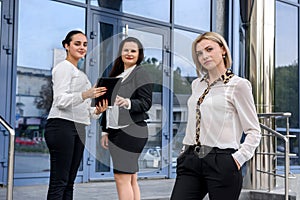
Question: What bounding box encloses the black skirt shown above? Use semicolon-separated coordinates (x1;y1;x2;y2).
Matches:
107;121;148;174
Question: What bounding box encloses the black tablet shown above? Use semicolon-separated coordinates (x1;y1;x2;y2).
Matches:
95;77;122;106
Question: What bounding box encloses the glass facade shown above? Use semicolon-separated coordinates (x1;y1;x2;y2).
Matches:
11;0;210;184
275;2;299;128
0;0;299;187
122;0;170;22
174;0;211;31
275;1;300;166
15;0;85;175
0;1;1;32
0;0;3;186
172;29;198;162
91;0;170;22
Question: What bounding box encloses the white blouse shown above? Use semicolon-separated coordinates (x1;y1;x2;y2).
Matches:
183;75;261;166
47;60;100;125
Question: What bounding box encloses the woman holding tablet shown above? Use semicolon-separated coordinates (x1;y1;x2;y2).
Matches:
100;37;153;200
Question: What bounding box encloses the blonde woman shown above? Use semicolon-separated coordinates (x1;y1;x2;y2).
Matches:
171;32;261;200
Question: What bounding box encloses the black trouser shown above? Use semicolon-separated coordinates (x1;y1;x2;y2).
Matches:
171;145;243;200
45;118;86;200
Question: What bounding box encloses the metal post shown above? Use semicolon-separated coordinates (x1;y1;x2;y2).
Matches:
284;116;290;200
258;112;291;200
284;137;289;200
0;116;15;200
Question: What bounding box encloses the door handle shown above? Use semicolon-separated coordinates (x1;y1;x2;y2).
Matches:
122;24;129;38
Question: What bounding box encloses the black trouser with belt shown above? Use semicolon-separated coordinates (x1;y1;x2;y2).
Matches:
45;118;86;200
171;145;242;200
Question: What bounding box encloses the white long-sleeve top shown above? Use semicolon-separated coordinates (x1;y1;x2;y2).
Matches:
183;74;261;166
47;60;100;125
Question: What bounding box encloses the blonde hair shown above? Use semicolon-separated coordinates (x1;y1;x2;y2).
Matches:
191;32;232;77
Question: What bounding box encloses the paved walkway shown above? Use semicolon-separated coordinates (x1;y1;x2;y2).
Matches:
0;178;174;200
1;175;299;200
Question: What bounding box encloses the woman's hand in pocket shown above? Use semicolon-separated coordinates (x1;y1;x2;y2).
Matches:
233;158;241;170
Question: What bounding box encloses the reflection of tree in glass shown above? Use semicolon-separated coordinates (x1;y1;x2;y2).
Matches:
142;57;192;94
142;57;163;92
34;77;53;114
173;67;192;94
275;61;299;128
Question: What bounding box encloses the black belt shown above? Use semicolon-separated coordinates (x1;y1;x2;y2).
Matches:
184;145;236;158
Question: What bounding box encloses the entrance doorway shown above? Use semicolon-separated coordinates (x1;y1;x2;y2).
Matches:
85;13;172;181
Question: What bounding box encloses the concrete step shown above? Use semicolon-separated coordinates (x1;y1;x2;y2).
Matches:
248;190;296;200
141;189;297;200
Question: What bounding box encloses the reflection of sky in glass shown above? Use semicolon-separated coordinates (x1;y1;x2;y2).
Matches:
122;0;170;22
128;28;162;49
18;0;85;70
174;0;210;31
129;28;198;77
90;0;170;23
173;29;198;77
128;28;163;63
275;2;298;67
71;0;85;3
17;0;206;72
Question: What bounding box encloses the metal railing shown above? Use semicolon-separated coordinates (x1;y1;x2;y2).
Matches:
0;116;15;200
256;112;295;200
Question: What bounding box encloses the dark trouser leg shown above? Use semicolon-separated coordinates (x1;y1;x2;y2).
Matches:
204;154;243;200
63;124;85;200
171;146;243;200
45;119;85;200
170;150;208;200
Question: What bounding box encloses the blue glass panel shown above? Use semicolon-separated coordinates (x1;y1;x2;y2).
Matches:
16;0;85;174
173;29;198;78
71;0;85;3
91;0;170;22
18;0;85;70
275;2;299;129
172;29;198;169
174;0;210;30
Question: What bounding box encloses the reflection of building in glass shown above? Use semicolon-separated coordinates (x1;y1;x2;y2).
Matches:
15;47;65;142
15;66;51;149
147;92;163;147
147;92;189;146
16;66;51;117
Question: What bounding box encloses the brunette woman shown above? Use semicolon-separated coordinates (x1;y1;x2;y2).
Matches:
100;37;153;200
45;30;108;200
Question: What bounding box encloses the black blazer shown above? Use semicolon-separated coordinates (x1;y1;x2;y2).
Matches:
100;65;153;132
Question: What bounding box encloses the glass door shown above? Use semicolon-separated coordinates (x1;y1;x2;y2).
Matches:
86;14;171;180
84;14;118;180
122;21;170;177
